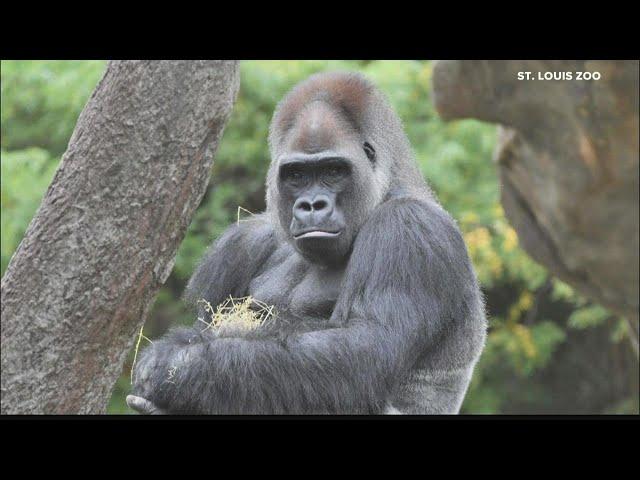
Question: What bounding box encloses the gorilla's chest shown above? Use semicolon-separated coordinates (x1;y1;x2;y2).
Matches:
248;249;345;321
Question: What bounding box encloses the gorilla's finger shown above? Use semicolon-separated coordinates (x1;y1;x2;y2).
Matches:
126;395;166;415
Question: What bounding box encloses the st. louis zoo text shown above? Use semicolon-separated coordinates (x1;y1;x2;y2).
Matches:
518;71;601;81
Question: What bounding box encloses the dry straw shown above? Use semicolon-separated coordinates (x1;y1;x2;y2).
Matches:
196;296;277;333
130;296;277;384
130;325;153;384
237;206;254;225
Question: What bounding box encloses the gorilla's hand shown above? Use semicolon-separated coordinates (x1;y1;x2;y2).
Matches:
126;395;167;415
128;348;167;414
129;326;207;413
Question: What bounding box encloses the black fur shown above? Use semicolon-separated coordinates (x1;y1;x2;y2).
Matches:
131;72;486;414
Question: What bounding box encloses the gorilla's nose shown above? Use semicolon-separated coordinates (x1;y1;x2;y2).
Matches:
293;194;333;225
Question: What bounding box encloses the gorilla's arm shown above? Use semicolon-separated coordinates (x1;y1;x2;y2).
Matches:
132;199;479;414
183;213;278;310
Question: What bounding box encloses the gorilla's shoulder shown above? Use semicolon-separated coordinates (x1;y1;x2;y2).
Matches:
184;213;279;305
216;213;278;251
340;195;480;330
368;197;463;245
353;196;473;284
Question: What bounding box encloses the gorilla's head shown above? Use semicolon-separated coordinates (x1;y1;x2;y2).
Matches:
266;71;429;266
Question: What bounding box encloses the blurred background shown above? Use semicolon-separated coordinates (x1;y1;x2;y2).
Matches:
1;60;638;414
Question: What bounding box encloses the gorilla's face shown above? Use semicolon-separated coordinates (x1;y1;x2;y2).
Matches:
275;103;379;266
278;154;350;264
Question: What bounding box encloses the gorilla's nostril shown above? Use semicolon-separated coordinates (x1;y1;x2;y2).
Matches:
312;200;328;211
300;202;312;212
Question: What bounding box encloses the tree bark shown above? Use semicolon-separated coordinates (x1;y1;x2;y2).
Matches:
1;60;240;414
432;60;639;353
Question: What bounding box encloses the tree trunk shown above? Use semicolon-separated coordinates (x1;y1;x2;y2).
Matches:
1;60;240;414
432;60;639;354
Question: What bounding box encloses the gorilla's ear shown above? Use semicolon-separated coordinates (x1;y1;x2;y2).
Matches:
363;142;376;165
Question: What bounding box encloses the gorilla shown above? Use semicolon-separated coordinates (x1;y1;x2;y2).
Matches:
127;71;487;415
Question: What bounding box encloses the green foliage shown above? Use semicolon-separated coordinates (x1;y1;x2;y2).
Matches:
1;60;636;415
568;305;610;330
1;60;106;156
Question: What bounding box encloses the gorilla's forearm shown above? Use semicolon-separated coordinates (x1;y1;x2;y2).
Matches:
132;321;414;414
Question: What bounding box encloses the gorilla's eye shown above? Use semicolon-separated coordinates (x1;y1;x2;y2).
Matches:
363;142;376;164
281;166;305;183
324;163;349;181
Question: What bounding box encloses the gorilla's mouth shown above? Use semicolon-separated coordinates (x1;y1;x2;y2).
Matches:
293;229;342;239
